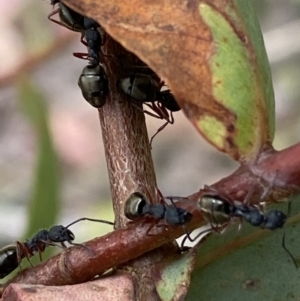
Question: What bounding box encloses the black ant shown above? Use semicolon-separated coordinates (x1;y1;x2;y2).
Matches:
16;217;114;264
0;245;18;279
48;1;107;107
198;195;286;230
48;1;103;66
48;0;85;32
119;74;180;144
181;194;297;267
73;17;103;66
78;64;108;108
124;191;192;235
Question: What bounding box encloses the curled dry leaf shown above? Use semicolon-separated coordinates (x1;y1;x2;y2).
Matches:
63;0;275;162
2;274;135;301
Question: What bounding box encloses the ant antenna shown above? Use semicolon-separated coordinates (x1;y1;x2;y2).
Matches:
282;230;298;268
66;217;114;229
180;227;212;249
281;200;298;268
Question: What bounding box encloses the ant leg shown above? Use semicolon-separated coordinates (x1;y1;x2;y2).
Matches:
73;52;89;60
242;184;256;206
66;217;114;228
287;199;292;217
157;103;174;124
143;105;164;119
180;227;212;249
146;221;163;236
39;239;64;249
16;242;33;268
80;32;88;47
151;103;170;120
155;187;164;201
47;8;62;26
25;257;33;268
145;219;177;238
68;242;95;256
149;121;169;146
60;242;67;249
282;230;298;268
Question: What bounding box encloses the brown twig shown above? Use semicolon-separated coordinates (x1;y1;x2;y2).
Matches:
95;33;170;300
5;143;300;288
4;198;202;287
98;34;157;229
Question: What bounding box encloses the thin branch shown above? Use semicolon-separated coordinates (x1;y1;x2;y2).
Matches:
6;198;203;286
5;142;300;287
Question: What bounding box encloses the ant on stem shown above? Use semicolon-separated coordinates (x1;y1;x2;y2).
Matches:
181;193;297;267
124;191;192;239
0;217;114;278
48;0;108;107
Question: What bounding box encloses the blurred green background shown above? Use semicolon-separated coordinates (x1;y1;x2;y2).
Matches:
0;0;299;280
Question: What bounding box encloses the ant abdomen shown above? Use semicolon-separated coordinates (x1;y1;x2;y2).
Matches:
124;192;148;220
0;245;18;279
264;210;286;230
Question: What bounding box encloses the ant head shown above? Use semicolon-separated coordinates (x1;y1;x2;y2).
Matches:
264;210;286;230
176;208;193;225
124;192;148;220
48;225;75;243
165;207;193;225
177;208;193;225
158;92;180;112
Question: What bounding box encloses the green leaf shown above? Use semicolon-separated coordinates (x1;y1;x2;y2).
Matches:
152;249;197;301
185;197;300;301
195;1;275;162
17;76;61;246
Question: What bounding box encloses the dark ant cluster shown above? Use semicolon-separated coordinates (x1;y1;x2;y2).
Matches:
0;217;114;279
48;0;108;108
123;189;296;267
47;1;181;143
